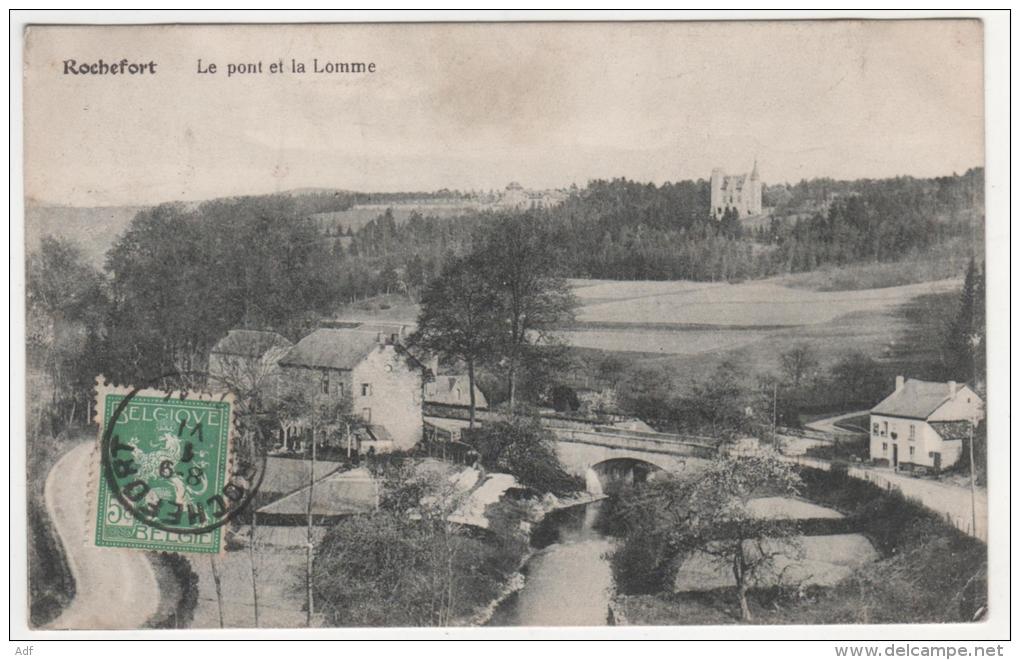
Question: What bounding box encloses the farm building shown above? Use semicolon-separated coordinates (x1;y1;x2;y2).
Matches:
277;327;428;453
869;376;984;471
207;329;293;394
424;375;487;409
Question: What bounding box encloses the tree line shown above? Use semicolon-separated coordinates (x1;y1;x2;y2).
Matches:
26;169;984;432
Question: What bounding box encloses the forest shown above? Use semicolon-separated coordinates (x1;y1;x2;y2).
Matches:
339;168;983;284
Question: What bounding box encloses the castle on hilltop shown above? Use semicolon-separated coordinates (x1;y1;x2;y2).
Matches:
710;161;762;219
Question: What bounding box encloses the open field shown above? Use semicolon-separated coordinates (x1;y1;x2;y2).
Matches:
330;276;960;396
558;327;765;356
573;278;961;328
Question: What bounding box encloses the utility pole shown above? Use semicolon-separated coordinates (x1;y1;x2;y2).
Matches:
772;382;778;450
249;510;260;627
305;427;316;627
968;419;977;535
968;331;982;537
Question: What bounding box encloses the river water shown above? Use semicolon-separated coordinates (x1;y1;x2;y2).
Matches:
488;500;615;626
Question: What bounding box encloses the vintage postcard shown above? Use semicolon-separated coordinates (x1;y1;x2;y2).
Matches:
18;17;1002;638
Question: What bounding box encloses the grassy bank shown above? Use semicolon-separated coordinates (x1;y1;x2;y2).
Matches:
611;467;986;625
145;552;201;629
780;243;973;292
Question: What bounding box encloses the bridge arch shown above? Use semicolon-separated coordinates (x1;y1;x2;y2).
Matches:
585;457;665;495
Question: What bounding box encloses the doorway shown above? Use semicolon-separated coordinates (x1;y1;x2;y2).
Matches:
892;444;899;468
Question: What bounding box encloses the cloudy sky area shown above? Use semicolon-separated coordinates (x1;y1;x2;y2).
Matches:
25;20;984;206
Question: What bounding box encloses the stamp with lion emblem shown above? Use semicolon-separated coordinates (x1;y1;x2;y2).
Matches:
92;379;254;554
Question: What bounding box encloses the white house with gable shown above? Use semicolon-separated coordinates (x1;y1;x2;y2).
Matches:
869;376;983;471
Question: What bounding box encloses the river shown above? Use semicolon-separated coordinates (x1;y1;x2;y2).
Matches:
487;500;615;626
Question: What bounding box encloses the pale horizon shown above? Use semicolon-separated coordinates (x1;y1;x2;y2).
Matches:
25;21;984;207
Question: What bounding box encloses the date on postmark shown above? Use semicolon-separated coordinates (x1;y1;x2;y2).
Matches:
92;379;257;554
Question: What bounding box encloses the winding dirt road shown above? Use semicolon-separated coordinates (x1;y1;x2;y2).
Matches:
43;441;160;629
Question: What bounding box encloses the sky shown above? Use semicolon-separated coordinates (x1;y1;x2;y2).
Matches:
24;20;984;207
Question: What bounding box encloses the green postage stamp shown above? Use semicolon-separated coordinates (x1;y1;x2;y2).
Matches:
92;380;243;554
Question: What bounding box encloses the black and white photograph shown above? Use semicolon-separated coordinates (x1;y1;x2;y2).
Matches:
11;13;1010;645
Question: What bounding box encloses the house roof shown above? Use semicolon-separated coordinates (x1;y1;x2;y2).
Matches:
210;329;292;358
871;379;961;420
929;421;974;442
257;467;377;517
278;328;381;370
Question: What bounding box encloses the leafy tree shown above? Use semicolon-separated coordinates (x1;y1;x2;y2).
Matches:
608;455;802;621
827;351;889;408
719;207;743;239
313;464;527;626
616;364;674;423
779;343;819;389
548;384;581;413
473;415;581;496
103;197;342;382
26;236;109;428
410;255;501;427
673;361;750;440
474;213;577;411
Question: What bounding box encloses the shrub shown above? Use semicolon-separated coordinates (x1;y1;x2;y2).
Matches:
474;415;583;496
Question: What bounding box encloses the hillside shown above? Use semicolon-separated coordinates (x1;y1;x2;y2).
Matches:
25;203;144;266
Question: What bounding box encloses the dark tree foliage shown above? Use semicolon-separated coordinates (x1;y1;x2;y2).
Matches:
943;258;985;384
825;351;890;409
27;236;109;428
103;198;341;382
548;384;581;413
471;213;578;411
409;254;500;426
308;169;983;300
672;361;752;440
473;415;582;496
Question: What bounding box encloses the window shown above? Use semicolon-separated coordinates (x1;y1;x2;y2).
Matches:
882;421;888;436
909;425;916;441
361;407;372;423
320;372;330;395
909;446;915;457
882;443;887;452
928;451;934;458
361;383;372;396
873;422;880;434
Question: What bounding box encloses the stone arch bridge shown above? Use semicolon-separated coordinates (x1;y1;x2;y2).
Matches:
546;423;717;494
423;403;719;494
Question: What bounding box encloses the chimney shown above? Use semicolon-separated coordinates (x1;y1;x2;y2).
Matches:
895;375;904;392
948;380;957;396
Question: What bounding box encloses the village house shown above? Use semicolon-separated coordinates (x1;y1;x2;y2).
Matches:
869;376;984;472
207;329;293;394
277;326;428;453
424;375;488;409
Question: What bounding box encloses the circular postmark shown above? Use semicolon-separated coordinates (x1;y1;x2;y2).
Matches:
98;372;269;537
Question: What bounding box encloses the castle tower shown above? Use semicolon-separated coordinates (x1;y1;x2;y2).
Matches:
749;159;762;215
710;168;725;219
710;162;762;219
